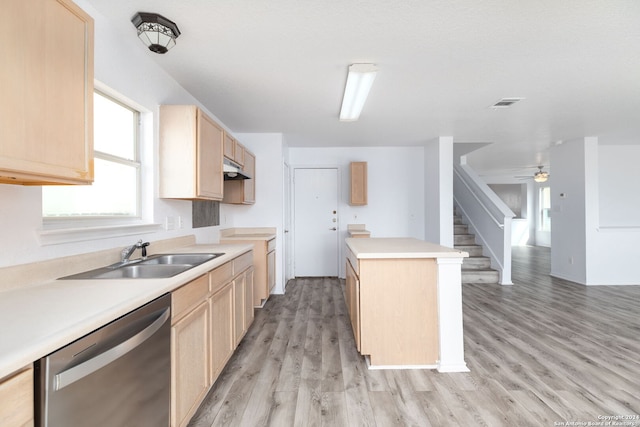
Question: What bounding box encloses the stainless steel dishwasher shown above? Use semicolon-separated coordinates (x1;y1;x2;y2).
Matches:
36;293;171;427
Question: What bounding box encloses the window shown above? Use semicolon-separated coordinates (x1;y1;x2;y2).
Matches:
43;91;141;221
539;186;551;232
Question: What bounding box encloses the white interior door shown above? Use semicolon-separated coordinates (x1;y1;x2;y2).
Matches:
293;168;339;277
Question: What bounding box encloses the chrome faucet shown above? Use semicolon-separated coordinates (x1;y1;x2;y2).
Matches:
121;240;150;263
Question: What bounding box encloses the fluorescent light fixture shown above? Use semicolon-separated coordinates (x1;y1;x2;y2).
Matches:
339;63;377;121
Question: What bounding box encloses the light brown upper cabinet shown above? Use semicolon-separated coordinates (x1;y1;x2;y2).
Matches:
159;105;224;200
349;162;368;205
0;0;94;185
222;149;256;205
223;134;244;167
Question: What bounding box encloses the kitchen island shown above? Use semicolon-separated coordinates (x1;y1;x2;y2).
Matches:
345;237;469;372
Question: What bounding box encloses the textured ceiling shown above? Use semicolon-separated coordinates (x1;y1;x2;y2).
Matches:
86;0;640;179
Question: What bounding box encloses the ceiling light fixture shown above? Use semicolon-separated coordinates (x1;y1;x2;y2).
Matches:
131;12;181;54
534;166;549;183
339;63;378;121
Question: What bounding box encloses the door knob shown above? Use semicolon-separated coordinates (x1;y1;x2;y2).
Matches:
330;227;337;231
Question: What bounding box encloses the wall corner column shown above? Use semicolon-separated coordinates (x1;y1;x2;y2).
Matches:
436;256;469;373
425;137;454;247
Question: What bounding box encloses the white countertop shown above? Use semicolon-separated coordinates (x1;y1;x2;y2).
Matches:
220;233;276;240
346;237;468;259
0;243;252;379
219;227;276;241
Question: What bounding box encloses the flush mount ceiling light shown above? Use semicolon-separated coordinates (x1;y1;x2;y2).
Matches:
534;166;549;183
339;63;378;121
131;12;181;54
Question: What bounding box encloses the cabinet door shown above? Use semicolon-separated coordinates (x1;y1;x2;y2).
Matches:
223;133;235;160
244;268;255;330
346;259;361;351
0;366;33;427
234;143;245;167
197;110;224;199
172;301;210;427
233;274;245;346
210;283;234;382
349;162;368;206
0;0;93;185
267;249;276;294
243;151;256;204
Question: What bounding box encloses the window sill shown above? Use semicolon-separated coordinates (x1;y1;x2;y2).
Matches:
38;222;163;246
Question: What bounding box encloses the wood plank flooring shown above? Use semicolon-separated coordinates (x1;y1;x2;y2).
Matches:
189;246;640;426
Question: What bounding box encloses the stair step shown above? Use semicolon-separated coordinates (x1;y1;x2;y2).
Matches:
462;269;500;284
454;216;464;225
454;224;468;235
462;256;491;270
455;245;484;257
454;234;476;245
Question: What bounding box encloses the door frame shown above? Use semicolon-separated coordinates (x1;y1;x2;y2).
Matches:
283;161;294;283
291;165;341;278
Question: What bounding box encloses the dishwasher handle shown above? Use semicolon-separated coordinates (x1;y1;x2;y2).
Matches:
53;307;170;391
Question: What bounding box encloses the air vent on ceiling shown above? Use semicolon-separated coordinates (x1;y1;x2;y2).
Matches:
491;98;524;108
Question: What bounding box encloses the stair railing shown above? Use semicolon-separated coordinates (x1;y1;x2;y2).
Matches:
453;160;514;285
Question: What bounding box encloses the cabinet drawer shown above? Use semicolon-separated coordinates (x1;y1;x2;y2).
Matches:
233;251;253;275
210;261;233;294
172;274;209;322
267;238;276;253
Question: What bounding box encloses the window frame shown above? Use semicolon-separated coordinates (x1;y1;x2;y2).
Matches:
538;186;551;232
39;85;159;242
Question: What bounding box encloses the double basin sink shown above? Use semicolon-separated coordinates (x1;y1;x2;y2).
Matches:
60;253;224;280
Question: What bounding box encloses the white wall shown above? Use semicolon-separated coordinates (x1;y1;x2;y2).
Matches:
550;138;589;284
598;145;640;227
289;146;425;277
590;144;640;285
551;138;640;285
223;133;287;294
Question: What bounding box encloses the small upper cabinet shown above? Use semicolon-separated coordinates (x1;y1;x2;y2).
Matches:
349;162;368;206
0;0;94;185
222;149;255;205
223;134;244;167
159;105;224;200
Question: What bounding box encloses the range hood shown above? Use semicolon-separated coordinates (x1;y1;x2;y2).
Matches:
223;158;251;180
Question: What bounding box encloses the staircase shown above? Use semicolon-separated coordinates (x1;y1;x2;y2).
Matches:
454;214;500;284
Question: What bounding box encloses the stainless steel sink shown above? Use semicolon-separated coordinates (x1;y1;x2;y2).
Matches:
59;253;224;280
86;264;193;279
139;253;220;266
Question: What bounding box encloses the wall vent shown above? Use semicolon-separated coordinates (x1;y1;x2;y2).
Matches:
491;98;524;108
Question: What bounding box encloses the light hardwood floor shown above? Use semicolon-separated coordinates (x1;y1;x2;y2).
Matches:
189;246;640;426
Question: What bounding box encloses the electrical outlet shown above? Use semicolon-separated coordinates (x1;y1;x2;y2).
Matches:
177;216;183;229
165;216;175;230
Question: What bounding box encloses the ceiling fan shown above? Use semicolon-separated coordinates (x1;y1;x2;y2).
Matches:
515;166;550;183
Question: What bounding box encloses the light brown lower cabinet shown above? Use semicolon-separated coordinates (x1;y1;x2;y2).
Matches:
0;365;33;427
219;237;275;307
244;268;255;331
232;275;245;346
171;274;210;427
210;282;234;380
171;252;255;427
345;247;439;367
345;258;361;352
